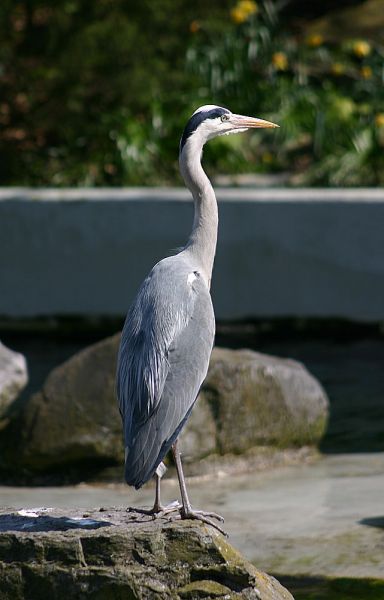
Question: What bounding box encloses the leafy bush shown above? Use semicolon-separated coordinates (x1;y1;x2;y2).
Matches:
1;0;383;186
0;0;214;186
187;0;384;185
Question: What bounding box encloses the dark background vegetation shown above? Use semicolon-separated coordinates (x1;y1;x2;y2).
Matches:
1;0;384;187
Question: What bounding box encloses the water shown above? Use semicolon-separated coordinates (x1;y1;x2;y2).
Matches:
1;325;384;597
2;453;384;589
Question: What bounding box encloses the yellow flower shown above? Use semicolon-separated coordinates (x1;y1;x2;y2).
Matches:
375;113;384;127
230;0;258;24
360;65;373;79
331;63;345;76
240;0;258;13
306;34;324;48
353;40;371;58
231;7;246;23
189;20;200;33
272;52;288;71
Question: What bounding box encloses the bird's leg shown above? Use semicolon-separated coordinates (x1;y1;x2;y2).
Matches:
152;472;181;514
127;469;180;519
153;471;163;511
172;439;226;536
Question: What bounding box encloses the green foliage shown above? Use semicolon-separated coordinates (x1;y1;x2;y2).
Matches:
0;0;221;185
187;0;384;185
0;0;383;186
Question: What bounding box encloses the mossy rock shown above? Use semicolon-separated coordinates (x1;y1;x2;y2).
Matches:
0;335;122;479
0;507;294;600
196;348;329;455
0;335;328;481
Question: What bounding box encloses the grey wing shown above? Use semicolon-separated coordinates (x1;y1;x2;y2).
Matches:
116;259;215;488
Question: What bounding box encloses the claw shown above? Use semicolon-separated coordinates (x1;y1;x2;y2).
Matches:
126;500;181;520
193;509;225;523
180;508;227;536
171;440;227;536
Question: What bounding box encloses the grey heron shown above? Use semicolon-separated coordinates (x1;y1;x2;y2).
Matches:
116;105;278;533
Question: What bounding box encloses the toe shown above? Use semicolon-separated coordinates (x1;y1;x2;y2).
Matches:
193;510;225;522
180;509;227;536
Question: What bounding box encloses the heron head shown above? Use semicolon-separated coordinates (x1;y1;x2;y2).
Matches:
180;104;279;153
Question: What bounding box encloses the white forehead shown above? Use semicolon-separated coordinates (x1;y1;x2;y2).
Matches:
192;104;228;116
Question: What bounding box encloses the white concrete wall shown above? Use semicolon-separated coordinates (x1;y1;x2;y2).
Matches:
1;187;383;321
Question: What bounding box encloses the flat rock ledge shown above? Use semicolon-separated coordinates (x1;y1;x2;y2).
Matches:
0;507;293;600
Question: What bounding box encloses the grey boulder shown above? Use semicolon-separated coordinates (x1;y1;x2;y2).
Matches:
0;342;28;420
1;335;122;476
0;335;328;480
190;347;329;456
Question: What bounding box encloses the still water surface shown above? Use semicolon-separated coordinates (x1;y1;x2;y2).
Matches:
2;453;384;582
2;329;384;598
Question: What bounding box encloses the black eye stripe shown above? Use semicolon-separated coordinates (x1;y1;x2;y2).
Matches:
180;107;231;150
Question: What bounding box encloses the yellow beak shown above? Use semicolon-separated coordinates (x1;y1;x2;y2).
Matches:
232;115;279;129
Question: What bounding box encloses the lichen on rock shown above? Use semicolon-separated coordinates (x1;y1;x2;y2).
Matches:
0;507;294;599
193;347;329;455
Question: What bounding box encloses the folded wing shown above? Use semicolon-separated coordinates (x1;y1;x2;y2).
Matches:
116;256;215;488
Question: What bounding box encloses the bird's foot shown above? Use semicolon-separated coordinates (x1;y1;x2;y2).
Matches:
176;506;227;536
126;500;181;520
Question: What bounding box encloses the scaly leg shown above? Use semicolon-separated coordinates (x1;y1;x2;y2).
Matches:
172;439;226;536
127;466;180;519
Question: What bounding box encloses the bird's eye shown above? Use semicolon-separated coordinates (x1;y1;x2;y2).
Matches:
221;114;230;122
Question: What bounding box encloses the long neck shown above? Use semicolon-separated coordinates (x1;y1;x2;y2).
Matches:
179;140;218;286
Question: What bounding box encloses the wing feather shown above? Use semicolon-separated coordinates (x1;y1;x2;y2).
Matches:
116;255;215;488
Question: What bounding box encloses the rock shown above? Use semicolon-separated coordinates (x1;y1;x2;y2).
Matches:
0;335;328;481
0;342;28;420
192;347;329;455
0;335;122;477
179;393;217;462
0;507;294;600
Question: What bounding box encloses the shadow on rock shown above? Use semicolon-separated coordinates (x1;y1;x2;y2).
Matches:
0;513;112;532
359;516;384;529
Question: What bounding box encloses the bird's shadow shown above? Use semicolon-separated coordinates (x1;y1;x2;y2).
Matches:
0;513;112;533
359;516;384;530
